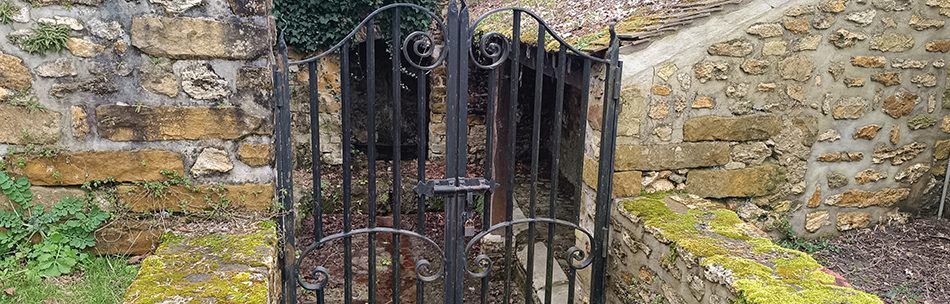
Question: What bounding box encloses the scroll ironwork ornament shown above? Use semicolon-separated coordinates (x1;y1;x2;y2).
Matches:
469;31;510;69
288;3;446;67
295;228;447;291
467;8;615;67
462;218;595;278
299;266;330;291
402;30;447;70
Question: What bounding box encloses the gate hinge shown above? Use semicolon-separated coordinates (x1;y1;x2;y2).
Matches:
414;177;496;197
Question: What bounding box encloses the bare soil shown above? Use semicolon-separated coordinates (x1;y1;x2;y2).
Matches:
814;219;950;304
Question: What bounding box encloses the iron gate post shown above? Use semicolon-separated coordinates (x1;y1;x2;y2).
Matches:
274;34;297;304
444;1;468;304
589;26;622;304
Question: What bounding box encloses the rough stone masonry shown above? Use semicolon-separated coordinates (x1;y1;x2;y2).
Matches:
0;0;275;253
583;0;950;240
576;0;950;301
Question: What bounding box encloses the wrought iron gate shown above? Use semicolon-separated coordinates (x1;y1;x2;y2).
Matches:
273;0;622;303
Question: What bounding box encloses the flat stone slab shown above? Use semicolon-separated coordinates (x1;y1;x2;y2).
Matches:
131;16;269;60
683;114;783;142
517;242;569;304
614;142;731;171
117;183;274;212
685;165;785;198
15;149;184;186
123;221;278;304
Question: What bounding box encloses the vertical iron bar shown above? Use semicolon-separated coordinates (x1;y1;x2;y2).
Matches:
525;21;544;304
341;40;354;304
273;55;285;304
389;8;403;304
543;44;567;304
455;7;471;303
444;0;460;301
307;59;327;304
445;0;472;301
479;68;497;304
568;59;592;304
456;3;470;178
307;61;322;248
366;21;378;304
503;10;521;304
590;26;621;304
415;65;428;304
275;36;297;304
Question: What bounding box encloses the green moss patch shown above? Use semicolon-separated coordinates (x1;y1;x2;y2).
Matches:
621;194;881;304
470;1;662;52
123;221;277;304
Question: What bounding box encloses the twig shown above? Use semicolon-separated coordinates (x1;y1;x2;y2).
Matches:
930;235;950;242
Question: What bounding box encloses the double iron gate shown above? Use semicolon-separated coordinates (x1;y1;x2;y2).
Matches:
273;0;622;303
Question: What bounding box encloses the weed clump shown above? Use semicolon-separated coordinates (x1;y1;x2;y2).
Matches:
0;1;19;24
15;23;70;54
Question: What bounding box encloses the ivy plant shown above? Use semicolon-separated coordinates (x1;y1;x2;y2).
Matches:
0;171;109;278
273;0;441;52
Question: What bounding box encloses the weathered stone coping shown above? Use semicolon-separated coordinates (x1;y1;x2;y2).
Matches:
619;193;881;304
123;221;278;304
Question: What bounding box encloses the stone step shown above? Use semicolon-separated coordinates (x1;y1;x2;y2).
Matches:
511;202;529;237
517;242;570;304
123;221;278;304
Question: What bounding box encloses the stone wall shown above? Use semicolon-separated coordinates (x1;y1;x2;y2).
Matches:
582;0;949;240
0;0;275;253
575;0;949;300
607;193;881;303
289;56;343;166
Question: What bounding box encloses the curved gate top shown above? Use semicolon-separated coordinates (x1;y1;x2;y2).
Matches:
273;1;622;303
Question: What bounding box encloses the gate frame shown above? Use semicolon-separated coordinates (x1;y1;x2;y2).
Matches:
272;0;623;303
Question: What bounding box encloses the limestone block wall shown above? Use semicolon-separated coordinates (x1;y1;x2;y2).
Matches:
585;0;949;240
288;56;343;166
0;0;275;252
575;0;949;300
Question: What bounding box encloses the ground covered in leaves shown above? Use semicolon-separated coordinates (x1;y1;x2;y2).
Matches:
815;219;950;304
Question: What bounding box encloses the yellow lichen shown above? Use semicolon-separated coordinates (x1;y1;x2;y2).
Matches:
620;195;883;304
123;221;276;304
470;6;661;52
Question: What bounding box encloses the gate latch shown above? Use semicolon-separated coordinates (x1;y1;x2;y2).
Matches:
414;177;496;197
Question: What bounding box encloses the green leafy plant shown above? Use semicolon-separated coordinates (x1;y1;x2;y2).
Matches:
4;88;46;113
125;170;243;218
472;194;485;216
17;23;70;54
134;170;198;198
0;1;19;24
884;281;924;304
0;171;110;277
273;0;440;52
775;217;838;254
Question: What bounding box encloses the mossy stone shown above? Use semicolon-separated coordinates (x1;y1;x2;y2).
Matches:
123;221;277;304
621;194;882;304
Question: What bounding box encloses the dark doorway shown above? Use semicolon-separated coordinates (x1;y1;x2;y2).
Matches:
350;39;429;161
